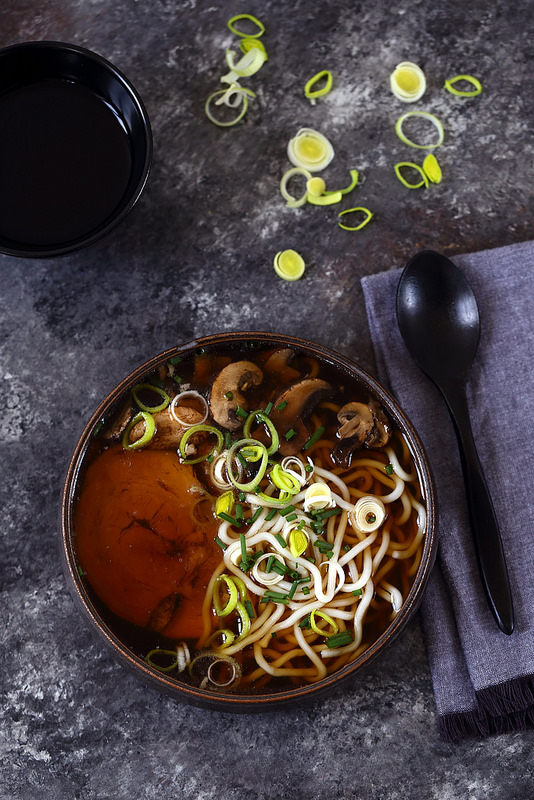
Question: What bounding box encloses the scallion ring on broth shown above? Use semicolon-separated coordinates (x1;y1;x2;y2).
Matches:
122;411;156;450
131;383;171;413
243;409;280;454
179;423;224;464
226;438;269;491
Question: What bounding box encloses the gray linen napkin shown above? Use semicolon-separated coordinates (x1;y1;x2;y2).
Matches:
361;240;534;741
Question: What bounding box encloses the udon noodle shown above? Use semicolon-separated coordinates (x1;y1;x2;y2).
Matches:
74;343;426;693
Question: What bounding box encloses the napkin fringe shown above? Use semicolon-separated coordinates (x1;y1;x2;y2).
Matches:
476;674;534;717
440;703;534;743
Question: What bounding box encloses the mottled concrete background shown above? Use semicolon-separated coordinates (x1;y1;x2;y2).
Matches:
1;1;533;798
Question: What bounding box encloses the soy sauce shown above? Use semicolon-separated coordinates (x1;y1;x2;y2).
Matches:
0;79;132;246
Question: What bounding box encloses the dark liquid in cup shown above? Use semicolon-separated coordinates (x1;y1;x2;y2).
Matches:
0;79;132;246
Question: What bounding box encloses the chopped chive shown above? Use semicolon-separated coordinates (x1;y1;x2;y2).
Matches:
236;451;247;469
288;581;298;600
206;453;213;464
215;536;228;551
320;507;342;519
285;513;298;522
297;520;306;530
284;428;297;440
238;491;246;502
299;613;311;629
173;375;183;385
240;534;247;562
288;569;300;580
235;503;243;521
225;390;234;400
275;533;288;549
305;464;314;473
77;564;86;578
303;425;325;451
276;400;288;411
265;508;278;521
344;544;351;552
264;401;273;415
352;588;363;596
266;555;275;573
224;432;232;449
325;631;354;649
302;586;310;595
245;599;255;618
168;355;182;365
385;463;394;475
246;507;263;525
236;405;248;419
271;560;289;576
218;512;242;526
278;505;296;517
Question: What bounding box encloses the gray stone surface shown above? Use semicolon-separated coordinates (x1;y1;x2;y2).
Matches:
1;1;534;797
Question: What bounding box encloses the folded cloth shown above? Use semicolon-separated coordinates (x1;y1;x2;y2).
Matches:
361;240;534;741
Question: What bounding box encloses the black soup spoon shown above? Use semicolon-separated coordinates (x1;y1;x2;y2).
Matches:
396;250;514;635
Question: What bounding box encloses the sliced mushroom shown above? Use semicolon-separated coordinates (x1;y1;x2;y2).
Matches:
127;405;204;450
262;348;301;385
209;360;263;429
333;399;392;465
103;397;134;441
270;377;332;455
367;399;392;447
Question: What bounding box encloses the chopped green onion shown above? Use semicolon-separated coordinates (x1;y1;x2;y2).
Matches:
240;37;268;58
236;405;248;419
304;69;333;104
287;128;335;172
225;390;233;400
270;464;301;494
394;162;429;189
280;167;312;208
288;581;299;600
132;383;170;413
275;533;288;548
213;574;239;617
303;426;325;450
352;588;363;596
310;609;339;636
218;512;242;527
325;630;354;649
385;463;394;475
273;249;306;281
226;438;269;492
122;411;156;451
444;74;482;97
395;110;444;149
215;536;228;551
179;423;224;464
422;153;442;184
278;504;296;517
243;410;280;454
338;207;374;231
246;507;263;525
265;508;278;521
390;62;426;103
227;13;265;38
323;169;359;197
285;428;297;440
307;190;343;206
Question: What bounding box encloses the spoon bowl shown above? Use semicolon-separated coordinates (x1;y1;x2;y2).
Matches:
396;250;514;635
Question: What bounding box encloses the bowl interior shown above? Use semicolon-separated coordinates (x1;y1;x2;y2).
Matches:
61;332;436;711
0;41;152;257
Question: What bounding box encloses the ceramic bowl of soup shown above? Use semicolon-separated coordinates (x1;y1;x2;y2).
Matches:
0;41;152;257
60;332;436;711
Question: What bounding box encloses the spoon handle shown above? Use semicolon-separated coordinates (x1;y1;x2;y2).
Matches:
440;379;515;635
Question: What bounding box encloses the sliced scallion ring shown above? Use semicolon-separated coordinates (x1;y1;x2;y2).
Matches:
226;438;268;491
273;250;306;281
235;600;251;640
390;62;426;102
444;74;482;97
239;38;268;58
132;383;170;413
304;69;333;104
205;86;253;127
227;13;265;38
213;574;239;617
323;168;359;196
307;190;343;206
270;463;301;495
280;167;312;207
288;528;309;558
222;47;266;81
422;153;442;184
287;128;334;172
122;411;156;450
304;482;333;511
310;609;339;637
338;207;373;231
395;110;444;149
179;424;224;464
394;162;429;189
243;409;280;454
306;177;326;197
